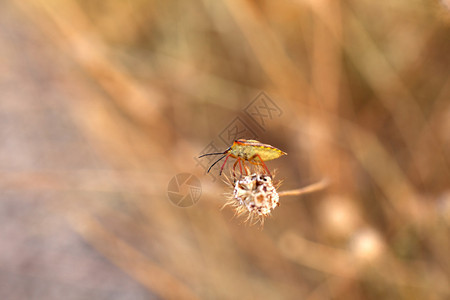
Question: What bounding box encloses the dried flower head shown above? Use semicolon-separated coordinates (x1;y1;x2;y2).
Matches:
225;173;281;225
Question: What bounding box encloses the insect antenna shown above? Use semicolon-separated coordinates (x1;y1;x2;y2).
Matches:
207;155;226;173
198;152;225;158
198;147;231;174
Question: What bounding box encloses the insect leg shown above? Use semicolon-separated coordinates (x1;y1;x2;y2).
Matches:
238;158;245;175
232;159;239;179
250;154;272;176
241;160;250;175
219;154;232;175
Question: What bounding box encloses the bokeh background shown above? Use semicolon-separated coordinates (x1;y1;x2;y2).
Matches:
1;0;449;299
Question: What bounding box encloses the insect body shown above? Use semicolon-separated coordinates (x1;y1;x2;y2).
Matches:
198;139;287;177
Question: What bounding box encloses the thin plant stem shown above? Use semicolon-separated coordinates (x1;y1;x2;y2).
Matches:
278;178;329;198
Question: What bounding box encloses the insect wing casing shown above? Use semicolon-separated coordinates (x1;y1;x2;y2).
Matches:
232;139;287;162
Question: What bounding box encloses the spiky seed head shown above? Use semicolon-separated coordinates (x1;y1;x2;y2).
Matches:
229;174;280;223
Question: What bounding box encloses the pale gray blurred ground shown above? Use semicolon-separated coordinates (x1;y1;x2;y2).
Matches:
0;2;155;299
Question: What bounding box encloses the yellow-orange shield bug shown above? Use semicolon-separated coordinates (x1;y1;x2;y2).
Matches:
198;139;287;177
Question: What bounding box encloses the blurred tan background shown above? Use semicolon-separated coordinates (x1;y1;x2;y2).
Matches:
1;0;449;299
